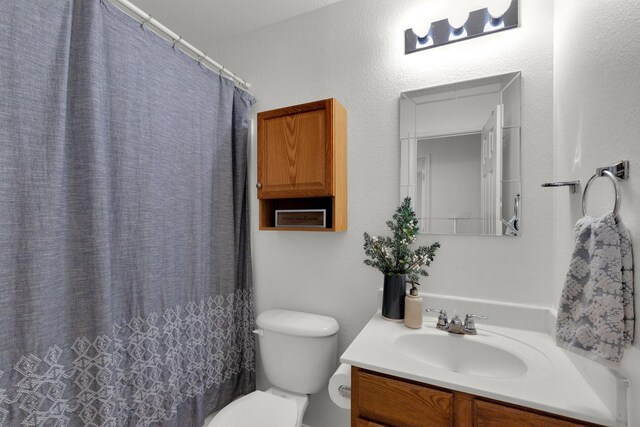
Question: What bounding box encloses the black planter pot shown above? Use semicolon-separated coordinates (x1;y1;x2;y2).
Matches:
382;274;406;321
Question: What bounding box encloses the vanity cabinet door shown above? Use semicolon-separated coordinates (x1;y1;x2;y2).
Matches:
475;400;599;427
352;368;453;427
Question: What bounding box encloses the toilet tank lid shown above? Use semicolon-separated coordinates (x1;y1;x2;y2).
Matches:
256;309;339;337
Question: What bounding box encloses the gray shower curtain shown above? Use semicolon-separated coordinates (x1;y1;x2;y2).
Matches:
0;0;255;425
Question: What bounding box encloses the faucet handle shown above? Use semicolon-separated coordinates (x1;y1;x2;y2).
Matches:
426;309;448;330
463;314;488;335
450;314;463;325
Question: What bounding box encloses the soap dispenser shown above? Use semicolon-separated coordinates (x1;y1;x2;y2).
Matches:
404;281;423;329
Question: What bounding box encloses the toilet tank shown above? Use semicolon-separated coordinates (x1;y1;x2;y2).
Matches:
256;309;339;395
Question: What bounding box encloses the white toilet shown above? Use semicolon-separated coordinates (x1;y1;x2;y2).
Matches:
208;309;339;427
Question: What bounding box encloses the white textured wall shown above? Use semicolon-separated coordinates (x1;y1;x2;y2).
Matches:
553;1;640;424
211;1;554;425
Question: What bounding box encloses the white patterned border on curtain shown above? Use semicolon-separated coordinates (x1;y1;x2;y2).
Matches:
0;290;253;426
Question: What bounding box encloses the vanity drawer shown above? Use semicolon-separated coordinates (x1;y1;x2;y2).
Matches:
353;368;453;427
475;400;600;427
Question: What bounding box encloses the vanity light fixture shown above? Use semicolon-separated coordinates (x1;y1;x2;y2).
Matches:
405;0;518;54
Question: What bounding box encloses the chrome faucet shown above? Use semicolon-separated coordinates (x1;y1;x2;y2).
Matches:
425;309;449;331
463;313;488;335
447;314;465;334
425;309;487;335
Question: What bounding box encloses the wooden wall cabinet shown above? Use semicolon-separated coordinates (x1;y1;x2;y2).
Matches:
351;367;604;427
257;98;347;231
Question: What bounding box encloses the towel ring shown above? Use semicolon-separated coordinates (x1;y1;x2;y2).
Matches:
581;169;621;217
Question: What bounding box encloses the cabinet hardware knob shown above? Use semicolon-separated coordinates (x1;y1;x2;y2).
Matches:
256;183;262;189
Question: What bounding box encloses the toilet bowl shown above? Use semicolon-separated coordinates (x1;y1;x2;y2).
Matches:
208;309;339;427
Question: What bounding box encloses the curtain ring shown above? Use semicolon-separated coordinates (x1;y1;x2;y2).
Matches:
172;36;182;49
197;53;206;64
581;169;621;217
140;16;152;29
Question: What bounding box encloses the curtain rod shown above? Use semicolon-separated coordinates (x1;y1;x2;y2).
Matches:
109;0;253;93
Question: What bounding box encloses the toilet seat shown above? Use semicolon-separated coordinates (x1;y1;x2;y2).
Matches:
208;390;298;427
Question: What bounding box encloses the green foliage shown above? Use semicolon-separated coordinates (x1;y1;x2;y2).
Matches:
363;197;440;282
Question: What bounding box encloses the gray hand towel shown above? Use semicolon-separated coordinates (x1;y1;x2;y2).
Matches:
556;213;634;367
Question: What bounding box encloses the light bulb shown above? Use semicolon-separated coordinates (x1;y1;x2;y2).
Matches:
448;7;469;30
486;0;512;18
412;22;431;39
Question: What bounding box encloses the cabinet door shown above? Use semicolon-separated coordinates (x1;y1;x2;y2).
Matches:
353;369;453;427
475;400;596;427
258;100;334;199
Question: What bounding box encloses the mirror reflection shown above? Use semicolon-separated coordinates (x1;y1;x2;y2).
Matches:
400;72;521;236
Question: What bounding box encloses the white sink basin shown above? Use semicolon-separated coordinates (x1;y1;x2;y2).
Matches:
394;333;527;378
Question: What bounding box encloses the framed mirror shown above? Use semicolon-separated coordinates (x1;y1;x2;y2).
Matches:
400;72;521;236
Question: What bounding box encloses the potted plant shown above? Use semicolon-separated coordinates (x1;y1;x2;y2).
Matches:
363;197;440;321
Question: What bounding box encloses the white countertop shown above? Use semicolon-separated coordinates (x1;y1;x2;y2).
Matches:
341;312;616;426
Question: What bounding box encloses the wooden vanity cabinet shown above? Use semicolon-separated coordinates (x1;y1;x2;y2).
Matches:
351;367;604;427
257;98;347;231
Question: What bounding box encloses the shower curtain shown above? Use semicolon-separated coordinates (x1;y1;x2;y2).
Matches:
0;0;255;425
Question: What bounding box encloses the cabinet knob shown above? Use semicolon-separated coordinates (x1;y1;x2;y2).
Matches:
256;183;262;190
